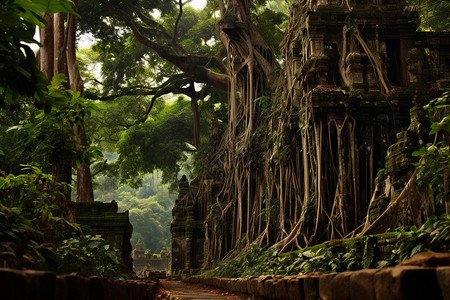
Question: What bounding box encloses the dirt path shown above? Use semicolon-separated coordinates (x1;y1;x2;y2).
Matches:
157;280;250;300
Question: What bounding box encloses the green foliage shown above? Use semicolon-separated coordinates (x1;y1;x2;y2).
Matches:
412;90;449;204
4;74;104;173
252;7;288;57
0;203;57;270
56;234;130;278
0;201;130;278
407;0;450;31
0;190;130;279
0;163;69;225
203;215;450;278
94;171;176;253
116;97;195;188
0;0;78;108
387;215;450;264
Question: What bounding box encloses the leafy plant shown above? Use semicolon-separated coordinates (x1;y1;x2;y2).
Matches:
202;215;449;278
413;90;449;205
0;203;57;270
389;215;450;264
0;163;69;226
0;0;78;108
56;234;130;278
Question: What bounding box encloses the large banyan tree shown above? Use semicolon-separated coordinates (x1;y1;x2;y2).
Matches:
88;0;449;265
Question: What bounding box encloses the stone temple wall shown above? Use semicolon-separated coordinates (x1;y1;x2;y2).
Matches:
132;240;170;275
170;0;450;272
170;175;205;274
72;201;133;272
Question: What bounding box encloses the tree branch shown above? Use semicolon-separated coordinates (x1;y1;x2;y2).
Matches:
99;0;229;91
91;159;108;177
172;0;183;46
128;4;187;55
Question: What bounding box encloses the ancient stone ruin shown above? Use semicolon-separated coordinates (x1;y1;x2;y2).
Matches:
132;240;170;276
170;0;450;274
72;201;133;272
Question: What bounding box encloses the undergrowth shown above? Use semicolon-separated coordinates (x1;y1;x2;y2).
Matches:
202;214;449;278
0;164;132;279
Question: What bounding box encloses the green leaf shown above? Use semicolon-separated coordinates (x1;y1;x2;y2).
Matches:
411;244;423;256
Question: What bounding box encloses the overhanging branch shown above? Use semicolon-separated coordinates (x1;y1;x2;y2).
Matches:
99;0;229;91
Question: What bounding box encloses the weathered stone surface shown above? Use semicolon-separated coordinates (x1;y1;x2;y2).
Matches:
247;276;259;295
256;275;272;297
331;272;351;300
264;278;276;298
72;201;133;272
349;269;379;300
304;273;321;300
55;275;68;300
24;270;57;300
318;272;337;300
89;276;109;300
400;252;450;268
0;268;28;300
229;278;238;292
287;275;306;300
0;268;159;300
170;176;206;273
274;276;289;299
374;266;443;300
112;280;128;300
437;266;450;300
235;278;248;293
63;274;91;300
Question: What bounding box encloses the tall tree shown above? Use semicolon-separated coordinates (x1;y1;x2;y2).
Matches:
39;0;94;202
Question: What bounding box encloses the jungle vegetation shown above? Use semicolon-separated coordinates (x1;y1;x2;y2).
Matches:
0;0;449;275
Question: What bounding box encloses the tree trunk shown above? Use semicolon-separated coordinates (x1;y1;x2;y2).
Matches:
39;14;54;80
66;0;94;202
39;1;95;203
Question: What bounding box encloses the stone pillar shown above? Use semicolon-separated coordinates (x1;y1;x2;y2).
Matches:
365;26;381;91
346;52;365;91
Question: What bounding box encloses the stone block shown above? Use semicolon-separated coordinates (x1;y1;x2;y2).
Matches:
130;281;148;300
304;274;320;300
221;278;227;290
287;276;306;300
0;268;28;300
264;278;276;298
112;280;128;300
374;266;443;300
235;278;248;293
89;276;109;300
400;252;450;268
318;273;337;300
55;276;68;300
63;274;91;300
146;282;158;299
349;269;379;300
257;276;273;297
274;277;289;299
437;267;450;300
248;276;259;295
24;270;57;300
229;278;239;292
331;272;351;300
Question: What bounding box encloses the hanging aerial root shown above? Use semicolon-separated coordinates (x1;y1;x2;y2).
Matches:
360;170;434;236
